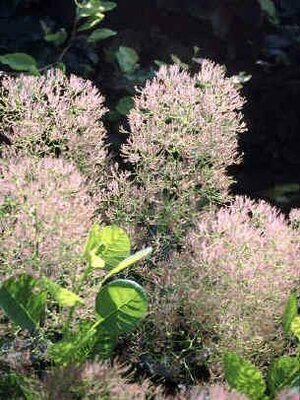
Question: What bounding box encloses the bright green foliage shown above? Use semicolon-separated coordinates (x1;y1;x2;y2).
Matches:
282;292;298;335
96;279;148;335
268;356;300;396
40;278;84;307
0;372;38;400
0;225;151;367
291;316;300;340
76;0;116;32
101;247;152;285
224;352;267;400
49;320;97;365
83;224;103;259
0;274;46;332
0;52;39;75
84;225;131;270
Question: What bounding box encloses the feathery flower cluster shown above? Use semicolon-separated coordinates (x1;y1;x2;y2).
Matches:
41;361;165;400
189;385;247;400
289;207;300;229
0;69;107;180
0;157;95;278
149;196;300;373
115;61;246;250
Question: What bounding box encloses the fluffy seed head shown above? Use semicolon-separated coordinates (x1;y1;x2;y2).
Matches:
116;61;246;252
148;196;300;373
0;156;95;278
0;69;107;180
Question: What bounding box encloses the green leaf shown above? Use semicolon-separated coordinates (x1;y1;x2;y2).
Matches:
0;274;45;332
101;247;152;285
44;29;68;46
291;373;300;388
94;225;131;270
87;28;117;42
268;356;300;396
40;278;84;307
84;225;131;270
257;0;279;24
83;223;102;259
92;325;117;359
89;248;105;269
291;316;300;340
224;352;266;400
115;96;134;115
98;1;116;12
115;46;139;73
49;320;95;365
77;0;116;17
283;293;298;335
96;279;148;335
0;53;39;75
78;15;105;32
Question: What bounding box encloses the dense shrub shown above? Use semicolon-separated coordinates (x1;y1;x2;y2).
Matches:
0;69;107;181
103;60;246;254
137;196;300;377
0;156;95;278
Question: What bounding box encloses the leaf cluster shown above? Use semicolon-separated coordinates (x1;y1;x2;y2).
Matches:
0;225;152;367
224;293;300;399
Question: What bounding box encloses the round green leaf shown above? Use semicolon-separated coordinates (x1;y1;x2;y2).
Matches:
96;279;148;335
87;28;117;43
115;46;139;73
0;53;39;74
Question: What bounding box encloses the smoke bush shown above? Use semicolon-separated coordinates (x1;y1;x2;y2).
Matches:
105;61;246;252
0;157;95;278
145;197;300;374
0;69;107;180
41;361;166;400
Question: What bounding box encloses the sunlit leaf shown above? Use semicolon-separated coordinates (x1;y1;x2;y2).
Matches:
87;28;117;42
268;356;300;396
94;225;131;270
101;247;152;284
40;278;84;307
83;223;102;259
89;248;105;269
224;352;266;400
96;279;148;335
282;292;298;335
291;316;300;340
0;274;45;332
78;15;105;32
